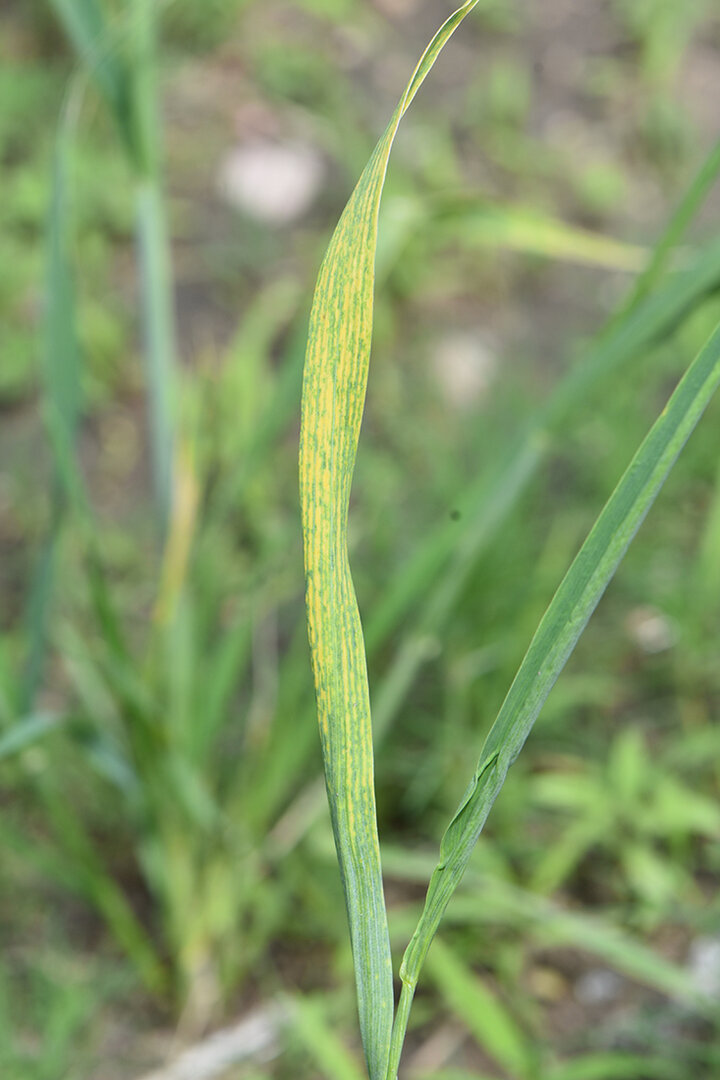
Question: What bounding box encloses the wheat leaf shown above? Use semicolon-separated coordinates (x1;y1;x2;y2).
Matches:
299;4;481;1078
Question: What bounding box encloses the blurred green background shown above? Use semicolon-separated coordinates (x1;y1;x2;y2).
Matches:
2;1;720;1078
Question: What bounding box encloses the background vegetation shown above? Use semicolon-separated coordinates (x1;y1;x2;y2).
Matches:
1;1;720;1077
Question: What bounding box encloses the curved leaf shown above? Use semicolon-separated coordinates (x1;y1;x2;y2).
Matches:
299;4;481;1077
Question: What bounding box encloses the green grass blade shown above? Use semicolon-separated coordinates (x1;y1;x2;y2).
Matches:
42;129;82;476
425;939;533;1078
49;0;135;157
21;106;84;713
52;0;178;531
618;136;720;317
291;995;367;1080
392;319;720;1065
299;5;481;1077
0;713;60;761
378;194;648;277
433;197;648;271
25;79;131;707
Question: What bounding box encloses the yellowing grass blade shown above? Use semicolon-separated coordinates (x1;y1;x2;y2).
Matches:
299;5;480;1078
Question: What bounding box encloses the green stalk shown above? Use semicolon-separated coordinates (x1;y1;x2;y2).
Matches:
385;982;414;1080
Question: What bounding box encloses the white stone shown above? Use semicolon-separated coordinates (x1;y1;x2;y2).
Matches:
688;936;720;998
574;968;623;1005
217;140;324;225
432;331;498;410
626;606;677;654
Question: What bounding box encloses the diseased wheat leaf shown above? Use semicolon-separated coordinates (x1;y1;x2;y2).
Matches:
300;5;720;1078
299;5;481;1078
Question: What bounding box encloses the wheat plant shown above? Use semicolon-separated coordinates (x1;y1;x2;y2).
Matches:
299;5;720;1079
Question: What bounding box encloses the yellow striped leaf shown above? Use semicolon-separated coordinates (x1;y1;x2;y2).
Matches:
299;5;480;1079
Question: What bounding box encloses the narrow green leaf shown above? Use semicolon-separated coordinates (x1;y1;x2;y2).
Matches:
3;803;166;996
434;197;648;271
0;713;60;761
291;995;367;1080
618;136;720;317
21;109;84;713
52;0;178;531
378;194;649;276
299;5;482;1077
129;0;179;532
49;0;135;158
130;0;178;532
397;319;720;1032
43;132;82;470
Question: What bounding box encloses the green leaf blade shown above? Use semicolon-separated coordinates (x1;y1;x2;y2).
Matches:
401;319;720;992
50;0;133;152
